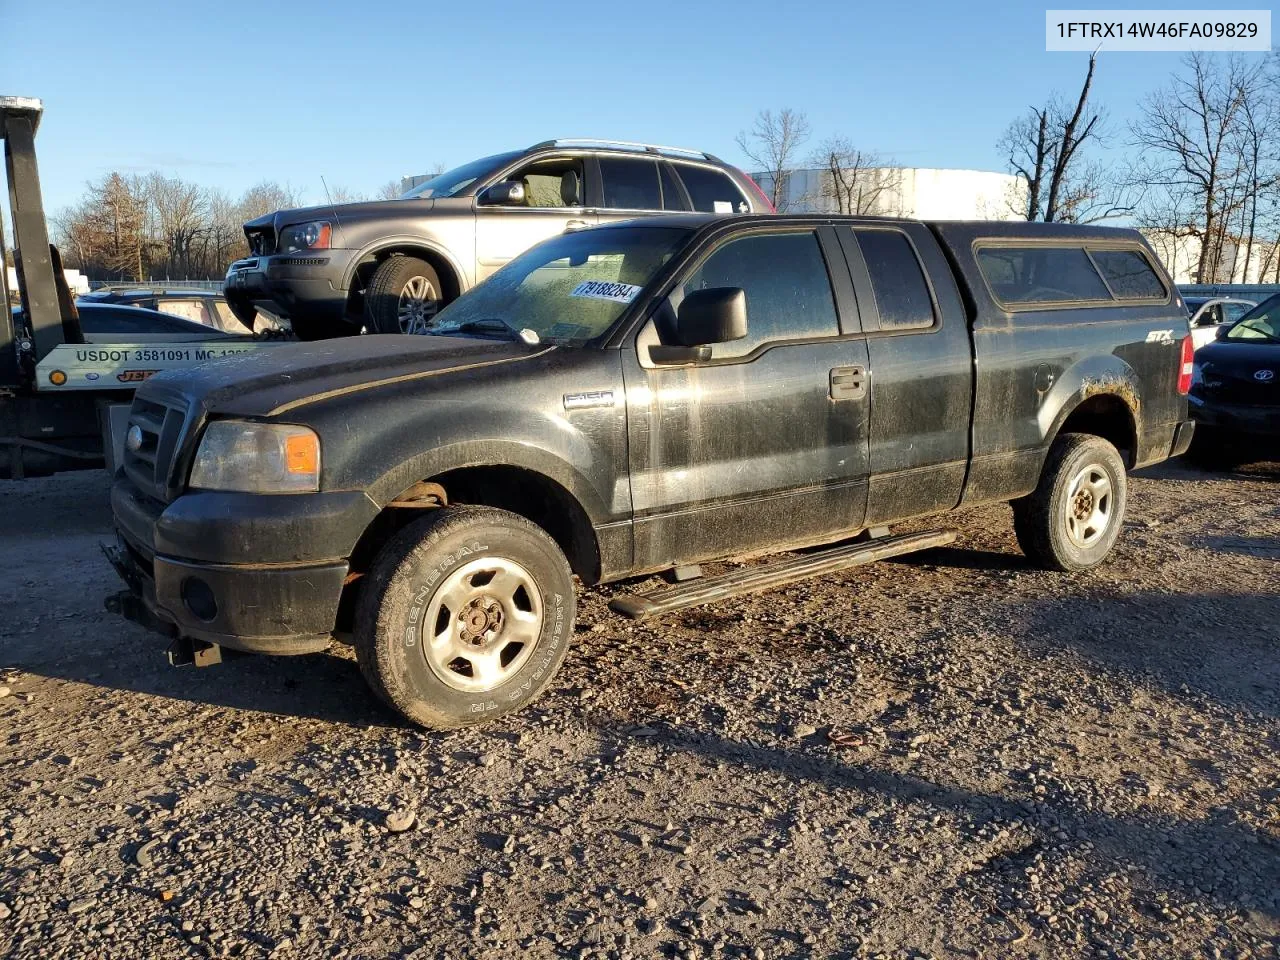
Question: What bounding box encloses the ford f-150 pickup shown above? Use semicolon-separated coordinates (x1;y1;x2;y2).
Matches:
107;214;1195;728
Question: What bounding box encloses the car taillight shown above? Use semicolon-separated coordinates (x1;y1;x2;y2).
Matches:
1177;335;1194;395
739;170;776;213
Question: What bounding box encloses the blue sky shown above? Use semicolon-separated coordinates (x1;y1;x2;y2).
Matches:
1;0;1261;214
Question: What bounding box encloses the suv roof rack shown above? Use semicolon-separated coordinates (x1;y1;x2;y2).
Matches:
528;138;722;163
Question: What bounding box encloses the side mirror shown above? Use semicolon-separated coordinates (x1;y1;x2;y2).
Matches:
478;181;526;206
648;287;748;365
675;287;747;346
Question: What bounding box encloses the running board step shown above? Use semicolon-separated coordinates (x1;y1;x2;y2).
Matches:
608;528;959;620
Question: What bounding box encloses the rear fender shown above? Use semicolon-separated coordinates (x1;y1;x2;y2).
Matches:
1040;354;1141;461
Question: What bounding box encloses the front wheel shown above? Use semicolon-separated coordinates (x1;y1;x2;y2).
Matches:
1012;433;1128;572
363;256;443;334
354;506;575;729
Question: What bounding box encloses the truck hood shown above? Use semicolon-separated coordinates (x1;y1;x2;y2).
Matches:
144;335;552;419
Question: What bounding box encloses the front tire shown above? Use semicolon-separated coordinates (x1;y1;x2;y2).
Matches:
363;256;442;335
354;506;575;729
1012;433;1128;572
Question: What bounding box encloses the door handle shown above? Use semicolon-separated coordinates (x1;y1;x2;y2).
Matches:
830;365;867;400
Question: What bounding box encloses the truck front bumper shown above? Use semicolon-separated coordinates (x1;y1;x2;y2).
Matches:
108;478;375;655
224;253;352;327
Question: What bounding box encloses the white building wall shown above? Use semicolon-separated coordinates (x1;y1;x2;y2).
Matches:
755;167;1026;220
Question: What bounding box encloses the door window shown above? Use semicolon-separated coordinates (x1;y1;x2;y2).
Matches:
675;164;750;213
854;229;937;331
599;157;662;210
505;158;585;208
679;231;838;360
158;299;211;325
211;300;253;334
659;163;690;211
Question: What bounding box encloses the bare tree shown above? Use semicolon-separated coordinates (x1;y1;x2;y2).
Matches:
145;174;208;279
237;181;303;221
736;109;810;212
999;53;1120;222
377;179;405;200
326;185;366;204
1130;53;1272;283
808;137;901;215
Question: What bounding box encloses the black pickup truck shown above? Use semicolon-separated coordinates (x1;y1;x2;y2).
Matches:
107;214;1195;728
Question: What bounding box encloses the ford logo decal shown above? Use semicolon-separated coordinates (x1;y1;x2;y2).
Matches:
1255;369;1275;382
125;424;145;452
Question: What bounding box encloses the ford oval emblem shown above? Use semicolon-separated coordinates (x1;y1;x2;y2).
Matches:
125;424;145;452
1255;369;1275;382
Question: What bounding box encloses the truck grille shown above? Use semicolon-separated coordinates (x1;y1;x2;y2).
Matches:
123;393;191;501
246;228;276;256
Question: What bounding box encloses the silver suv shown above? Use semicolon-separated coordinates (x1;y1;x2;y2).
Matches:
224;139;773;339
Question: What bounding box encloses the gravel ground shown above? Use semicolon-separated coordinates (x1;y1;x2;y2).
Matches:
1;460;1277;960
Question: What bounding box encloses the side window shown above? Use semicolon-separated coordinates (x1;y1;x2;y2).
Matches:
159;299;209;324
659;163;690;211
976;246;1112;305
1223;301;1253;323
1088;248;1166;300
599;158;662;210
212;300;253;334
679;231;838;361
854;229;936;331
676;164;750;213
506;158;584;208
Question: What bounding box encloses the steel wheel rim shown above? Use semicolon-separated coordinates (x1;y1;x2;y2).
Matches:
1065;463;1113;548
397;275;438;334
420;557;543;693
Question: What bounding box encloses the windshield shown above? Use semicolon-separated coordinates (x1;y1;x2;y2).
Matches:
1224;294;1280;342
430;226;693;344
399;151;522;200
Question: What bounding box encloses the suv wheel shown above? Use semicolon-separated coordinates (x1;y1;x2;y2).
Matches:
1012;433;1128;572
354;506;575;729
363;256;442;334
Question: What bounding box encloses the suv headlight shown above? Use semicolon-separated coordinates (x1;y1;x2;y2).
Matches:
278;220;332;253
189;421;320;493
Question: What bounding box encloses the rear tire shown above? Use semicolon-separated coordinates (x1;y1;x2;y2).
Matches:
1012;433;1128;572
354;506;575;729
363;256;443;335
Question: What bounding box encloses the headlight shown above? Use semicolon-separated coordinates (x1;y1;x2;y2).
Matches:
278;220;332;253
189;421;320;493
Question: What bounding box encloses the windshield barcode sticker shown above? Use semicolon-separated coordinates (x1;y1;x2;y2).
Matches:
570;280;643;304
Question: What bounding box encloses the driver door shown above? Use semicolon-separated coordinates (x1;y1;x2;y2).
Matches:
474;156;597;281
622;226;871;571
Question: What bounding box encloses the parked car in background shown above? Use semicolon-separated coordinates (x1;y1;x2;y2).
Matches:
1188;293;1280;467
1183;296;1256;349
14;301;240;342
79;288;284;335
224;139;774;340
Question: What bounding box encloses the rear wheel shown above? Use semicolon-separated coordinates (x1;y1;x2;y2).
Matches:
363;256;442;334
1012;433;1127;572
354;506;575;729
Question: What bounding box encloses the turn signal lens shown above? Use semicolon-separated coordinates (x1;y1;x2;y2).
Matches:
1177;335;1194;395
285;433;319;475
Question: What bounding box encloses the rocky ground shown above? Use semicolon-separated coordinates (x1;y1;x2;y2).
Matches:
1;460;1277;960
